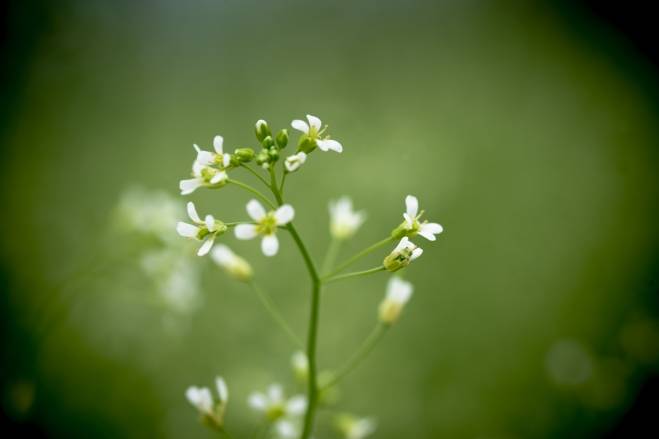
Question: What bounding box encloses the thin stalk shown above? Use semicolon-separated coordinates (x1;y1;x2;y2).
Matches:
249;281;303;348
227;179;276;209
324;236;394;278
279;170;288;195
268;165;321;439
322;266;385;284
321;323;389;390
321;237;341;276
240;164;271;188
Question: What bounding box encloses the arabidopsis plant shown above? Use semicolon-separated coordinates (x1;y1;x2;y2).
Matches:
186;376;229;429
329;197;366;240
391;195;443;240
248;384;307;422
379;277;414;325
176;202;227;256
211;244;253;282
234;200;295;256
292;114;343;153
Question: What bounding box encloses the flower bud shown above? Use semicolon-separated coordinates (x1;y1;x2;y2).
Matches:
284;152;306;173
262;135;275;149
276;129;289;149
267;147;280;161
378;277;413;325
255;151;270;166
211;245;253;282
383;237;422;272
255;119;271;142
233;147;255;163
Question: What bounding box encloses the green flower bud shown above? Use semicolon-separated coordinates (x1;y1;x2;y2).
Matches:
262;135;275;148
255;151;269;166
255;119;271;142
234;147;255;163
267;147;279;161
275;129;289;149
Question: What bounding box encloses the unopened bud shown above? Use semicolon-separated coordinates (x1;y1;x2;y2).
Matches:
234;147;255;163
262;135;275;149
276;129;289;149
255;119;271;142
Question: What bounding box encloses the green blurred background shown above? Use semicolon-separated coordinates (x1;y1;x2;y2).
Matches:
2;0;659;437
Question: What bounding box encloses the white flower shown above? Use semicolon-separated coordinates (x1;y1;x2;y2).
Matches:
234;200;295;257
248;384;307;422
211;244;253;282
185;376;229;427
115;187;183;243
378;277;413;324
336;414;377;439
291;114;343;153
179;160;228;195
383;237;422;272
275;420;299;439
194;135;232;168
399;195;443;241
329;196;366;239
284;152;307;172
176;202;227;256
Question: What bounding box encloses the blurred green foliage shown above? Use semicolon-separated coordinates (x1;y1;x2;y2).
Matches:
1;1;659;438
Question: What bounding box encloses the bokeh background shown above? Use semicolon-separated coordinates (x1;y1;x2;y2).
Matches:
2;0;659;438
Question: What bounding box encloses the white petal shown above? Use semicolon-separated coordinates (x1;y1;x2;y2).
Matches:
185;386;201;408
176;222;199;238
387;277;413;303
197;236;215;256
405;195;418;218
267;384;283;402
223;153;231;168
316;139;343;153
192;161;205;176
210;171;227;185
306;114;322;130
179;178;203;195
417;225;438;241
411;247;423;260
286;395;307;415
235;224;258;240
291;119;309;134
274;204;295;225
187;386;212;413
196;150;214;166
212;244;234;265
423;222;443;235
248;393;267;411
213;135;224;154
246;199;266;221
216;377;229;402
261;234;279;256
275;420;296;438
205;214;215;231
394;236;410;252
187;202;201;223
403;213;414;229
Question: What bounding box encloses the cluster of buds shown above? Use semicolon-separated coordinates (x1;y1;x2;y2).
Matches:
254;119;289;169
186;376;229;430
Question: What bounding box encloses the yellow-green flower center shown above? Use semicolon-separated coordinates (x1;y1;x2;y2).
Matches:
256;213;277;235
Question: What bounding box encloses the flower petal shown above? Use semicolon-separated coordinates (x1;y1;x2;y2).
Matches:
176;222;199;238
306;114;322;130
216;376;229;403
248;393;267;411
267;384;283;402
179;178;203;195
387;277;413;303
196;150;214;166
394;236;410;252
405;195;418;218
411;247;423;260
210;171;227;185
316;139;342;153
187;202;201;223
212;244;234;265
235;224;258;240
261;234;279;256
197;236;215;256
223;153;231;168
403;213;414;229
246;199;266;221
291;119;309;134
274;204;295;225
213;135;224;154
286;395;307;415
205;214;215;231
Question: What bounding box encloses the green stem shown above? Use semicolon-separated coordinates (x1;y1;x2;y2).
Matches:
227;179;276;209
321;238;341;276
279;170;288;195
324;237;394;278
268;166;321;439
240;164;271;188
322;266;385;284
321;323;389;390
249;281;303;348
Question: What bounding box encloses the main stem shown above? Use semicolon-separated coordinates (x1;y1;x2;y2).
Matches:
268;168;320;439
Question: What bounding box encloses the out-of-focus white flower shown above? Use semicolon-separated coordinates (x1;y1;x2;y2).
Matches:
180;159;228;196
211;244;253;282
186;376;229;428
378;277;413;324
392;195;443;241
234;200;294;257
329;196;366;240
383;237;423;272
140;249;201;313
291;351;309;382
176;202;227;256
248;383;307;422
115;187;183;242
335;414;377;439
284;152;307;172
291;114;343;153
194;135;232;168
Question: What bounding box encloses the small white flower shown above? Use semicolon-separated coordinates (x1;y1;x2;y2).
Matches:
329;196;366;240
234;200;295;257
400;195;443;241
179;160;228;195
336;414;377;439
176;202;227;256
211;244;253;282
185;376;229;427
284;152;307;172
383;237;423;272
275;420;298;439
248;383;307;422
378;277;413;324
291;114;343;153
193;135;232;168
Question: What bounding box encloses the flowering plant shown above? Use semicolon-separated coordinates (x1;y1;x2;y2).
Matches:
177;115;443;438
